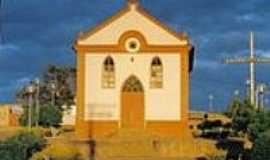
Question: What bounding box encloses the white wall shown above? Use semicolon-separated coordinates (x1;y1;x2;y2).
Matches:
84;53;181;121
62;105;76;125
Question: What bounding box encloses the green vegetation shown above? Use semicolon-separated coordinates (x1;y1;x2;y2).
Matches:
248;111;270;141
247;110;270;159
230;99;255;134
226;97;270;159
0;131;46;160
249;130;270;160
196;97;270;159
39;104;63;127
17;65;73;128
19;104;63;128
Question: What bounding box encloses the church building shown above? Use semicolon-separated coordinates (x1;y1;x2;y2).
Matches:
74;0;195;139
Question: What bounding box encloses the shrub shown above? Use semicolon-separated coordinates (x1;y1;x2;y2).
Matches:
0;131;46;160
248;111;270;141
249;130;270;160
20;104;63;128
39;104;62;127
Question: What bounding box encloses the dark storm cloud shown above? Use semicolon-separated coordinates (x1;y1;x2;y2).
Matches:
141;0;270;109
0;0;270;109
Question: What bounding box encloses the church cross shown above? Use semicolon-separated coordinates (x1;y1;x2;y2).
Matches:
222;32;270;106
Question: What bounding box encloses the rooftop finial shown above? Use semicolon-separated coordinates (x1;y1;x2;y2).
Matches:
127;0;139;4
127;0;140;9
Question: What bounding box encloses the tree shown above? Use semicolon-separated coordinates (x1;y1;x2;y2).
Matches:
230;99;256;134
249;130;270;160
19;104;63;128
226;98;242;118
39;104;63;127
0;132;46;160
42;65;76;107
19;105;38;127
16;65;76;109
248;110;270;141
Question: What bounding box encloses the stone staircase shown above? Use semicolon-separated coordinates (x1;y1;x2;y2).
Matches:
96;157;194;160
95;129;158;158
93;129;214;160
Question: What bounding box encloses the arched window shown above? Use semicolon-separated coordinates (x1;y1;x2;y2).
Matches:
122;75;144;92
102;56;115;88
150;56;163;88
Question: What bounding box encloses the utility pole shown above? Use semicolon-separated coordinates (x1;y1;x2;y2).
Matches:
35;78;40;127
234;90;240;99
246;80;251;97
27;84;35;131
50;82;56;106
221;32;270;107
208;94;214;113
256;83;267;111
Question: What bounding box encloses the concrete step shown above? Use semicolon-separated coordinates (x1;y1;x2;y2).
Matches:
92;129;222;159
95;157;195;160
95;129;158;157
105;129;159;140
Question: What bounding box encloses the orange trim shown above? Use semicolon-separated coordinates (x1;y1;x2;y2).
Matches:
75;44;191;53
75;53;87;138
77;1;188;42
75;30;192;54
181;53;189;122
118;30;147;51
146;121;191;138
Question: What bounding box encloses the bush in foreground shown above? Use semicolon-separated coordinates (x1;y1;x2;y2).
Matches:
0;131;46;160
249;130;270;160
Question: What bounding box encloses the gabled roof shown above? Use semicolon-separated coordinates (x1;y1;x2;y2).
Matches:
77;1;189;45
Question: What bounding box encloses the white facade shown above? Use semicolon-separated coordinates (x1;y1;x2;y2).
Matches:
84;53;181;121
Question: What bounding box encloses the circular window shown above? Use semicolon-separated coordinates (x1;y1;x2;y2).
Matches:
125;38;140;53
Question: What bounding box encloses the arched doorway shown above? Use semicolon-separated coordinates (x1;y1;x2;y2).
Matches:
121;75;144;129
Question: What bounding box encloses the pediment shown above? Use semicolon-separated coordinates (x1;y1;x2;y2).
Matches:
77;3;188;46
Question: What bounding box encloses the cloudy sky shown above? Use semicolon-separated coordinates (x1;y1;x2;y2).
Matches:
0;0;270;111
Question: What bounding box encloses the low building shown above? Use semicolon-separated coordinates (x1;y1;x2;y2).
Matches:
61;105;76;126
0;104;23;127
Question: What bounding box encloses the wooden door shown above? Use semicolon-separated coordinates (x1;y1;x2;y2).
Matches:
121;75;144;129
